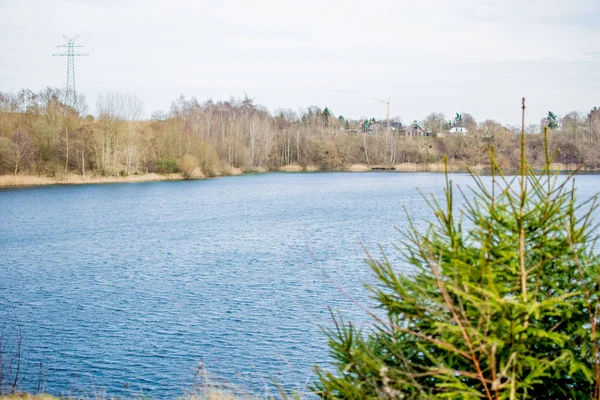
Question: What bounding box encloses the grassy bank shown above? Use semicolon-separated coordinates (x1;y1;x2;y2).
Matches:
0;164;450;188
0;173;185;187
0;161;584;188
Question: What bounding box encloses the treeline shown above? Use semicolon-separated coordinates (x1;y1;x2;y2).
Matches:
1;88;599;177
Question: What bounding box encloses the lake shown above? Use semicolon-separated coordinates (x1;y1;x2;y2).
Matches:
1;172;598;397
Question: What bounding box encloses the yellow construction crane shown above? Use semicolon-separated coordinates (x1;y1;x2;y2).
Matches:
374;98;391;129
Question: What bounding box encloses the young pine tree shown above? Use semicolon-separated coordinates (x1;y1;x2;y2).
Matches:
313;100;600;399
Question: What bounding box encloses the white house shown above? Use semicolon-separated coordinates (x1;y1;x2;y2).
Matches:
449;114;468;135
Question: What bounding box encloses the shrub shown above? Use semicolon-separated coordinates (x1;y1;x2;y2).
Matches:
145;159;157;173
314;106;600;399
196;143;219;177
156;160;179;174
0;136;14;174
43;161;63;178
178;154;200;179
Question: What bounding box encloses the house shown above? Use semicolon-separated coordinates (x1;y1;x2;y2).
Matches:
449;114;468;135
404;121;426;137
357;119;379;134
388;121;403;131
369;122;382;133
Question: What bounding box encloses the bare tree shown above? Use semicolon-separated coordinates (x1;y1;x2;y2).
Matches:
422;112;446;135
95;92;125;174
122;94;144;174
478;119;504;147
10;131;35;175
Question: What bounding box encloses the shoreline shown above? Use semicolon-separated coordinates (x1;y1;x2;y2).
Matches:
0;172;185;188
0;162;585;188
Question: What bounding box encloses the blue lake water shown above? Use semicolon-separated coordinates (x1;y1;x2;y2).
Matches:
1;172;599;398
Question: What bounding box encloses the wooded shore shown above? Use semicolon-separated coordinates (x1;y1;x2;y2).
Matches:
2;89;599;187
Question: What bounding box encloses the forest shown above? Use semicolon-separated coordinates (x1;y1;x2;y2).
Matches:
1;88;599;179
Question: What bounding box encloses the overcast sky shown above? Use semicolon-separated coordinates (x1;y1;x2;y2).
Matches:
1;0;599;125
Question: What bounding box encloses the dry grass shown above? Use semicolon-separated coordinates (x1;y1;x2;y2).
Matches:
548;162;583;172
279;164;303;172
0;175;57;186
187;167;206;180
393;162;486;172
218;165;244;176
0;162;510;189
347;164;370;172
242;166;268;173
343;162;482;172
279;164;322;172
0;173;185;187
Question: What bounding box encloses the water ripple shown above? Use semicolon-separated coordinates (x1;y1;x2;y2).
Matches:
2;173;596;397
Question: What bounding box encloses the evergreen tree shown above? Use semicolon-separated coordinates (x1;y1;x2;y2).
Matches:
547;111;559;129
323;107;331;128
588;107;600;124
314;104;600;399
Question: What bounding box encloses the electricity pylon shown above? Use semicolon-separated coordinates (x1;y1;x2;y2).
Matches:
53;35;88;108
374;98;391;129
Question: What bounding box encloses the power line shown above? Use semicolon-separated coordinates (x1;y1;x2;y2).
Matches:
53;35;88;108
